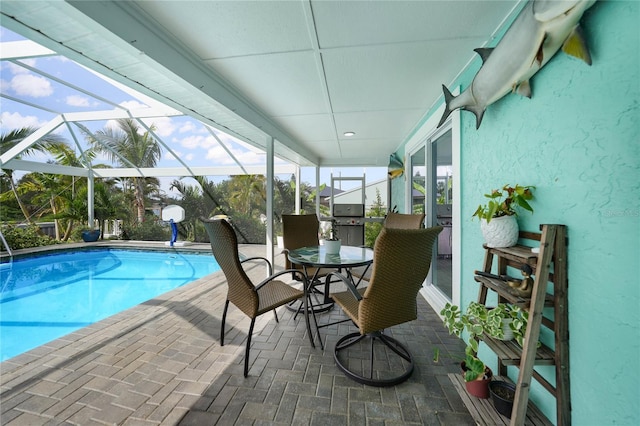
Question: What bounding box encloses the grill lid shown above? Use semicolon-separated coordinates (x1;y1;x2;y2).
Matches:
333;203;365;217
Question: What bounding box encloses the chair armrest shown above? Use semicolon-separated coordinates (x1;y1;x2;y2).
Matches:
241;256;273;276
255;269;307;290
326;271;363;301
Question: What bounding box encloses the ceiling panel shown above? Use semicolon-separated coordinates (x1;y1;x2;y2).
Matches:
139;1;313;59
206;51;328;117
2;0;520;168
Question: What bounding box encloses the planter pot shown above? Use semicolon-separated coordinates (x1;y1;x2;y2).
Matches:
461;362;493;399
489;380;516;418
480;215;519;248
499;318;515;341
323;239;341;255
81;230;100;242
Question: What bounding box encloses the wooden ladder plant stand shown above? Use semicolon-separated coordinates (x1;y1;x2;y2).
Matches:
455;224;569;426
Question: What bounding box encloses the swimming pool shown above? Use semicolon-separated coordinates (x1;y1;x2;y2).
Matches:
0;248;220;361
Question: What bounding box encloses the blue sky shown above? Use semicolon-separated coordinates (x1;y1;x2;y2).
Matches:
0;27;386;195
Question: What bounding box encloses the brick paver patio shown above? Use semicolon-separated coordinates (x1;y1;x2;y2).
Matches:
0;243;473;425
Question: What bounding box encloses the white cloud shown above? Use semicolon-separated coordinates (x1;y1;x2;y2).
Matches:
179;121;197;133
7;61;35;75
66;95;94;107
144;116;175;138
119;100;148;110
204;145;264;166
0;78;11;92
179;134;217;150
10;73;53;97
164;149;181;161
0;111;45;130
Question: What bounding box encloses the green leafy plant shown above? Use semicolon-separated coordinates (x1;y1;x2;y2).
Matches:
463;351;490;382
441;301;529;351
320;219;339;241
472;184;535;223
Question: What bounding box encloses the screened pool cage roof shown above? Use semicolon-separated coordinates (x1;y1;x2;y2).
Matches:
0;34;297;186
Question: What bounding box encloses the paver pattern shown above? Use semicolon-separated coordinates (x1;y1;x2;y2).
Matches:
1;243;473;425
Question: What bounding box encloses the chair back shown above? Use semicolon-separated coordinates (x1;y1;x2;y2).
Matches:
383;212;425;229
282;214;320;270
202;218;259;318
358;226;442;334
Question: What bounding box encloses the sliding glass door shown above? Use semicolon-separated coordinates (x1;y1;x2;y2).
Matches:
430;130;453;299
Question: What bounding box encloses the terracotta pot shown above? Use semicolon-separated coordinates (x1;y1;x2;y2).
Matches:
480;215;519;248
461;362;493;399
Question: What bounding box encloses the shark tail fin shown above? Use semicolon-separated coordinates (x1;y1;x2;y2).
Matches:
464;106;485;130
437;85;455;128
562;24;592;65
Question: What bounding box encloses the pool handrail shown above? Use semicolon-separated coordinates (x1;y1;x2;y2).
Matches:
0;228;12;258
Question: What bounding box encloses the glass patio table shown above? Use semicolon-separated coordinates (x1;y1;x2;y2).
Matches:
287;245;374;348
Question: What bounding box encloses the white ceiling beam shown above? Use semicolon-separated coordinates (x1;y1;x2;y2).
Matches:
62;108;183;123
0;40;56;59
0;115;65;165
1;161;296;179
91;165;296;178
2;159;89;177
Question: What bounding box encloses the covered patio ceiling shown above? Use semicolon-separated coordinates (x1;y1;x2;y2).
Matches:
1;0;520;172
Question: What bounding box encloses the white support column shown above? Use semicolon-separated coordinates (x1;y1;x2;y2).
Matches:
265;137;274;268
295;165;301;214
315;167;321;217
87;169;95;226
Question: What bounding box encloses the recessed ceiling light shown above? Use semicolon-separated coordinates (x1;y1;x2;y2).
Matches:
344;131;355;137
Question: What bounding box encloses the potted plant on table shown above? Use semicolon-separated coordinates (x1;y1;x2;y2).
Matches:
320;219;341;254
472;184;535;248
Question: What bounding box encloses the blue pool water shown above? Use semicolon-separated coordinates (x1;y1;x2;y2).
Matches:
0;248;220;361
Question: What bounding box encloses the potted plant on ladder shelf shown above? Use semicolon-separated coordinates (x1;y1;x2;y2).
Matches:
472;184;535;248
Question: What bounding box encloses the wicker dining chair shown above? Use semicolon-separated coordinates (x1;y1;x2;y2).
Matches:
201;218;305;377
383;212;425;229
350;212;426;282
327;225;442;386
281;214;335;309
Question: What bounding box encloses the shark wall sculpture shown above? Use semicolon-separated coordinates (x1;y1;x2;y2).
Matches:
438;0;596;129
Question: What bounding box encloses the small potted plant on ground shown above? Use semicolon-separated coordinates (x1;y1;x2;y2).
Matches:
320;219;341;254
440;302;531;399
472;184;535;247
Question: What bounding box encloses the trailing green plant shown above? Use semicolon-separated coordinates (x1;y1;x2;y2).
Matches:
472;184;535;223
433;340;490;382
441;301;529;351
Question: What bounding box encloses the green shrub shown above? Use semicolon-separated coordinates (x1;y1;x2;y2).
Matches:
125;221;170;241
0;224;58;250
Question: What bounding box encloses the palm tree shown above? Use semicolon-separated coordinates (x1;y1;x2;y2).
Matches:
228;175;266;216
0;127;68;223
87;118;162;223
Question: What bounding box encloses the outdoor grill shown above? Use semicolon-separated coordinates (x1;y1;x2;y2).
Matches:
332;203;365;246
436;204;452;258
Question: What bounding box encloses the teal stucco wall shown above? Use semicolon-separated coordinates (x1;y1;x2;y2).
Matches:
408;1;639;424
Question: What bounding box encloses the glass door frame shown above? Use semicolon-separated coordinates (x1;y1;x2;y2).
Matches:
405;107;462;312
